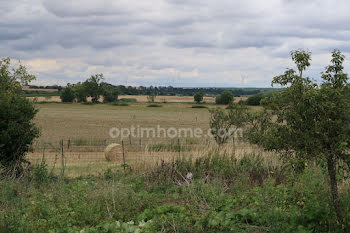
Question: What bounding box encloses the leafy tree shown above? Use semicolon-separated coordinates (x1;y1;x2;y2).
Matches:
251;49;350;221
246;93;263;106
83;73;104;103
73;82;88;103
101;82;119;103
215;91;234;105
194;92;203;103
246;91;274;106
0;58;39;174
209;104;249;145
147;93;156;103
60;87;75;103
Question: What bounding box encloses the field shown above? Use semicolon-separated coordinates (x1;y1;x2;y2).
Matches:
28;101;261;176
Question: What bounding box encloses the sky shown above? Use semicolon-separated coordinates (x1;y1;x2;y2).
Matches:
1;0;350;87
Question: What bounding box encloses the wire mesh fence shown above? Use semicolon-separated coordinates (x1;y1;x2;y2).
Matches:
27;137;264;177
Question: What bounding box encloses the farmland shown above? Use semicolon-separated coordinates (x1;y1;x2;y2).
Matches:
27;101;260;176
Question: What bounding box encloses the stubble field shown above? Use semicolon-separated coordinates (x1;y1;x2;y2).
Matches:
27;101;262;176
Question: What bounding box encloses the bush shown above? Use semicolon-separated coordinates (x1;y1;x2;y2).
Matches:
73;82;88;103
112;102;129;106
102;83;119;103
191;105;207;109
194;92;203;103
59;87;75;102
147;104;162;107
246;93;263;106
215;91;234;105
119;98;137;103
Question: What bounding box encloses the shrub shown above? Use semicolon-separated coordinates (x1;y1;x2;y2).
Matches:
101;83;119;103
194;92;203;103
191;105;207;109
59;87;75;102
33;161;49;184
73;82;88;103
215;91;234;105
246;93;263;105
147;104;162;107
119;98;137;103
112;102;129;106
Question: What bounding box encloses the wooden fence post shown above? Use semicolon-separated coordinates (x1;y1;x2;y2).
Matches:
122;139;126;172
61;139;65;178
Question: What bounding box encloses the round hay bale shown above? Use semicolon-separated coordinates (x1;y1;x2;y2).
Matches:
104;143;122;162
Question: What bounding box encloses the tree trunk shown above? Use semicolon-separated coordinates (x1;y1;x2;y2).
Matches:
327;157;342;221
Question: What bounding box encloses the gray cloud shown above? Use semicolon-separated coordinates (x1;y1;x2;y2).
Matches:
1;0;350;87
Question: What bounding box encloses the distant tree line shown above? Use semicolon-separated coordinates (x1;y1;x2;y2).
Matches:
28;83;280;98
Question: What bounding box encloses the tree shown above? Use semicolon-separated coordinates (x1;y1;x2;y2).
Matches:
73;82;88;103
246;93;263;106
147;93;156;103
251;49;350;221
209;103;250;145
83;73;104;103
194;92;203;103
101;82;119;103
0;58;39;174
60;87;75;102
215;91;234;105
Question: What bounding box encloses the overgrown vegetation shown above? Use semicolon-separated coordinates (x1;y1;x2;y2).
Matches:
1;152;349;232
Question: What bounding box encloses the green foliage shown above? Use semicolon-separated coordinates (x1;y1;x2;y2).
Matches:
209;104;250;145
147;104;162;107
191;105;207;109
209;108;233;145
0;58;35;94
194;92;203;103
83;73;104;103
73;82;88;103
33;161;49;184
59;87;75;103
0;153;349;232
119;98;137;103
112;102;129;106
245;91;274;106
246;93;263;105
215;90;234;105
0;58;39;174
251;49;350;221
101;82;119;103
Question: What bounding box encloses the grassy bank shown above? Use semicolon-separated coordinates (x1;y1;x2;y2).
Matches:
1;152;349;233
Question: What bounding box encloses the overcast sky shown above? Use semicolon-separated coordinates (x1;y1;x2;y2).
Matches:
1;0;350;87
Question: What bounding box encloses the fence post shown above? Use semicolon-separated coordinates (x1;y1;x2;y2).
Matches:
122;139;126;172
129;135;132;145
42;143;46;163
139;138;142;149
61;139;65;178
177;138;181;157
67;139;70;150
232;136;235;151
